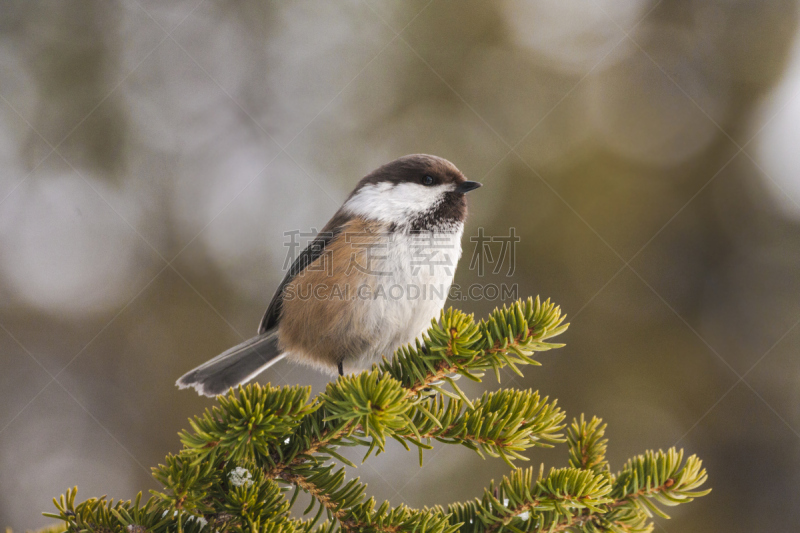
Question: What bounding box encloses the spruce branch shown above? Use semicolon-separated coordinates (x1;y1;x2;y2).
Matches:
312;500;458;533
445;443;709;533
179;384;317;464
44;296;710;533
320;371;412;452
277;462;367;524
395;389;566;467
277;463;457;533
610;448;710;519
381;297;568;397
216;462;291;531
567;415;609;476
448;466;613;533
150;453;217;516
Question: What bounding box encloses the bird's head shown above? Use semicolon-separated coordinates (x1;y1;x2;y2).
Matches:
343;154;481;230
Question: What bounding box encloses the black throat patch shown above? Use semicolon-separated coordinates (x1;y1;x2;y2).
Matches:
408;191;467;232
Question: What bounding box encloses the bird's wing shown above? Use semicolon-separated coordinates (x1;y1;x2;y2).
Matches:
258;210;350;334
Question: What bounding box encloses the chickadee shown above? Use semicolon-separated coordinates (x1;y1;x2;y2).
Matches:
177;154;481;397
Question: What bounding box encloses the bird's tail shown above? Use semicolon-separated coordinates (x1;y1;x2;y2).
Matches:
176;330;286;397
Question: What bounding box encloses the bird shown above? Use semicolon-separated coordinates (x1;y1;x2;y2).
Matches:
176;154;482;397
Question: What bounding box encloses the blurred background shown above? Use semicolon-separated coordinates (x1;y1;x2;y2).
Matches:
2;0;800;531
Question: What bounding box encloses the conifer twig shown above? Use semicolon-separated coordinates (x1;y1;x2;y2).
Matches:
44;297;709;533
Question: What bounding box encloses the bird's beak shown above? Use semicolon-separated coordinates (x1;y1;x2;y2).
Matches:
455;180;482;194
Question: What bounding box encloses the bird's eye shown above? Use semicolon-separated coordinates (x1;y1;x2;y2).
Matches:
422;175;435;186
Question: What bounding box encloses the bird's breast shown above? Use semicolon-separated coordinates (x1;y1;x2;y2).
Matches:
278;219;464;372
359;224;464;358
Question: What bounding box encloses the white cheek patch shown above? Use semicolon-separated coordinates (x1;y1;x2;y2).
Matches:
344;182;454;224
